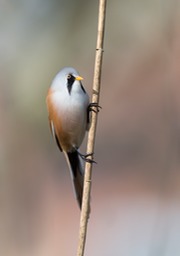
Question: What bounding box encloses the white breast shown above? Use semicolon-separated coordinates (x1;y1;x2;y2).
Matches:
51;86;89;148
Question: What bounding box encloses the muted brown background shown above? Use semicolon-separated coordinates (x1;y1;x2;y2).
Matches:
0;0;180;255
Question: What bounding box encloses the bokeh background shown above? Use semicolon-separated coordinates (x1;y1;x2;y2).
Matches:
1;0;180;255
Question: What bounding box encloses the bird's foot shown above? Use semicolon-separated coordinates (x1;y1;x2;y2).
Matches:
88;102;102;114
78;151;97;164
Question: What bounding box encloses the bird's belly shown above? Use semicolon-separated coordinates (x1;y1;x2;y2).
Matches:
61;107;86;147
53;94;88;151
50;90;89;151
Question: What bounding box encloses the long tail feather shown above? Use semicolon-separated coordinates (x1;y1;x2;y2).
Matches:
64;151;84;208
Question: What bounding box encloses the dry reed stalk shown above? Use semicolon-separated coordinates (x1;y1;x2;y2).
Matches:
76;0;107;255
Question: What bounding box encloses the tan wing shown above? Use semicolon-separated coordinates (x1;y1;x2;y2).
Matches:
46;88;62;151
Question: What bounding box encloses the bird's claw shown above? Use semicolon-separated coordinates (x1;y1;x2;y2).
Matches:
88;103;102;114
78;152;97;164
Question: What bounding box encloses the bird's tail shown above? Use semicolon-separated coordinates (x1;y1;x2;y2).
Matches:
64;151;84;209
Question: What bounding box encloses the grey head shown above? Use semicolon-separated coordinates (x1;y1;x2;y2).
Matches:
51;67;84;94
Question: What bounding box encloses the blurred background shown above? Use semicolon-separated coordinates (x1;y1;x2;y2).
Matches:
0;0;180;255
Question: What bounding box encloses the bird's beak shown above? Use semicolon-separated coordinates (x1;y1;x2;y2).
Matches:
75;76;83;81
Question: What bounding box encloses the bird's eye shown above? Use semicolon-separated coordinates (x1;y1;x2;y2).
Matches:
67;74;72;80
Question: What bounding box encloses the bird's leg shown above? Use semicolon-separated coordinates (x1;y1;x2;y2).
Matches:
77;151;97;164
88;102;102;114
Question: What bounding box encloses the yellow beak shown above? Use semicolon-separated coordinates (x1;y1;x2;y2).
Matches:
75;76;83;81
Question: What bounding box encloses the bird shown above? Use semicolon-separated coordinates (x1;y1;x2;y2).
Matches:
46;67;92;209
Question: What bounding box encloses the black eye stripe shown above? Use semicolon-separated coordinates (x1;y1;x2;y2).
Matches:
80;83;86;94
67;74;75;94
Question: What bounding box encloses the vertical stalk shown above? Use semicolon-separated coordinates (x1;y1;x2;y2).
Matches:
76;0;107;255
